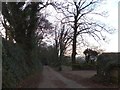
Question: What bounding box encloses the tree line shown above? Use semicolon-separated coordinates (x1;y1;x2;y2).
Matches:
1;0;115;71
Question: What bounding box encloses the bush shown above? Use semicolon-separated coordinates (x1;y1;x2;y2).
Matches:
2;39;43;88
96;53;120;84
71;62;96;70
31;48;43;71
2;39;31;88
72;63;81;70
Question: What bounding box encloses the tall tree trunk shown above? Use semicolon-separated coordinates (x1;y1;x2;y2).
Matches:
72;15;77;70
59;50;62;71
55;38;59;68
59;43;64;71
72;29;77;70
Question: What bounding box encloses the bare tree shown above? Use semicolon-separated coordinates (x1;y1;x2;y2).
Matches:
53;24;72;71
35;13;53;46
53;0;115;69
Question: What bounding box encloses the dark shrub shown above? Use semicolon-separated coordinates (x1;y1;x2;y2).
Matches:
2;39;42;88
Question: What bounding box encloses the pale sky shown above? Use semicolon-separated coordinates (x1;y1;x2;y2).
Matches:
96;0;118;52
83;0;119;53
45;0;119;53
0;0;119;54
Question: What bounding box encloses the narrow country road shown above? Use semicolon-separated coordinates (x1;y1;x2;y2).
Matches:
18;65;117;88
38;66;87;88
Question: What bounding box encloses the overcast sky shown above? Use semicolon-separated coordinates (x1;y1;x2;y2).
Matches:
45;0;119;53
100;0;118;52
0;0;119;54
